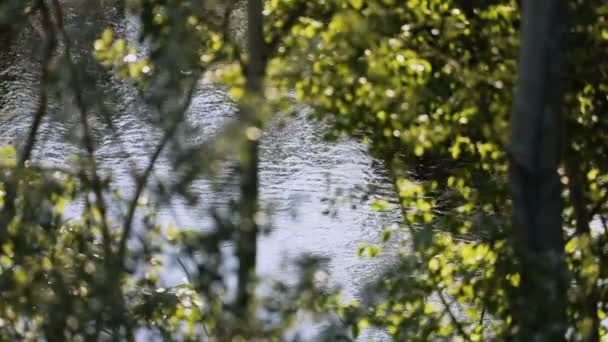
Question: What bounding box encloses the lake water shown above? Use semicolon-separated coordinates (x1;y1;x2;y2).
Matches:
0;5;401;340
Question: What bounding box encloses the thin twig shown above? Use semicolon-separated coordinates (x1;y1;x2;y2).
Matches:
20;0;56;164
264;2;308;63
118;78;198;264
48;0;128;336
589;186;608;219
50;0;112;262
0;0;57;242
437;290;472;341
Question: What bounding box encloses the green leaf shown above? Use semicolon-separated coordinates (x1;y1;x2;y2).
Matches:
349;0;364;10
0;145;16;166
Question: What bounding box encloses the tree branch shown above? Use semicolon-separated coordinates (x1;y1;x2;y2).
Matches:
20;0;56;164
589;186;608;219
50;0;112;261
263;2;308;63
437;290;472;341
118;77;197;264
49;0;130;336
0;0;57;242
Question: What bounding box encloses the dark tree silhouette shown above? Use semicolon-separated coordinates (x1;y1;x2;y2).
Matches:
509;1;569;340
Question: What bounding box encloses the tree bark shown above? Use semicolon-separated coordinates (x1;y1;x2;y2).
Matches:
236;0;264;317
564;151;600;342
509;0;568;340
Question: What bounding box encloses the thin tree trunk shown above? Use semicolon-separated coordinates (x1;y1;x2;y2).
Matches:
509;0;568;340
564;154;600;342
236;0;264;317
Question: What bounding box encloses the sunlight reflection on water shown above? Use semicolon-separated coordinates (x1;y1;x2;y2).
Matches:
0;10;401;341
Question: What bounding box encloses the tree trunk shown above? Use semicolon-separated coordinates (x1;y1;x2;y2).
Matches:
564;152;600;342
236;0;264;317
509;0;568;340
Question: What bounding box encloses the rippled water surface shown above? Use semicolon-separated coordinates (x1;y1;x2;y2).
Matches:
0;8;401;340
